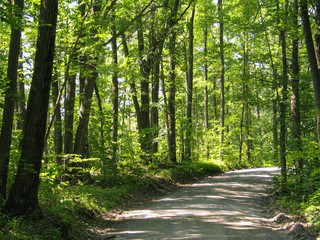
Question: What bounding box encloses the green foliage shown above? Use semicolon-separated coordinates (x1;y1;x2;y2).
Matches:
2;0;320;238
0;159;227;239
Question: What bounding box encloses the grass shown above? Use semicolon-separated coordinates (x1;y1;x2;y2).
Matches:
0;159;228;240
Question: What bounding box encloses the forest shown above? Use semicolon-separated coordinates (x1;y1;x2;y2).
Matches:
1;0;320;238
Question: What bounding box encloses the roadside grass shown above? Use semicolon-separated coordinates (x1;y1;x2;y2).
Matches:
0;159;229;240
271;168;320;236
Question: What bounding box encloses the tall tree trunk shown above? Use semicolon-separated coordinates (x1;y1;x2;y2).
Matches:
111;8;118;170
279;0;288;185
0;0;24;203
16;53;26;131
218;0;225;161
74;63;97;157
239;103;245;162
204;25;209;158
243;31;251;163
52;73;63;166
137;22;152;161
4;0;58;216
168;30;177;163
181;40;188;160
74;2;99;158
160;61;171;160
314;0;320;151
301;0;320;150
64;71;76;155
94;81;106;164
151;48;162;156
185;5;195;161
245;101;251;162
213;76;217;122
291;0;302;171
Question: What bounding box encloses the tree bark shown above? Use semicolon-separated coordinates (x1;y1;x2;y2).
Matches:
279;0;288;185
4;0;58;216
185;5;195;161
64;73;76;155
291;0;302;171
301;0;320;150
74;2;99;158
168;30;177;163
204;25;209;158
94;81;106;164
137;21;152;160
218;0;225;161
74;64;97;157
111;7;118;170
52;73;63;166
314;0;320;151
16;53;26;131
0;0;24;203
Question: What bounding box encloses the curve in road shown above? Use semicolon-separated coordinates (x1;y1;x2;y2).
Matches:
105;167;290;240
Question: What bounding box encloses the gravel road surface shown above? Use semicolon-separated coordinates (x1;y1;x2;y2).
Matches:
106;167;290;239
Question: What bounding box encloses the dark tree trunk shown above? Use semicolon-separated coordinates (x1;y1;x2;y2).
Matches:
185;5;195;161
204;25;209;158
111;9;118;170
0;0;24;203
168;30;177;163
137;23;152;160
314;0;320;151
279;0;288;185
243;32;251;163
218;0;225;161
74;63;97;157
291;0;302;171
245;101;251;162
151;48;162;156
213;76;217;122
52;74;63;166
160;61;171;160
16;53;26;131
74;2;99;158
4;0;58;216
181;40;188;160
239;103;245;162
301;0;320;150
64;73;76;155
315;0;320;67
94;81;106;163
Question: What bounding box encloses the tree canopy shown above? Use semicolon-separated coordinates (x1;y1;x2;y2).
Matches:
1;0;320;237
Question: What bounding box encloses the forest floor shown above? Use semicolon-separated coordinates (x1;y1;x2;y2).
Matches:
88;167;318;240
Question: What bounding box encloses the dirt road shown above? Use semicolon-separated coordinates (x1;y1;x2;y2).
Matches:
105;167;290;239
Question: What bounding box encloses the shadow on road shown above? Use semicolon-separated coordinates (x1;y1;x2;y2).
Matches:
101;167;289;240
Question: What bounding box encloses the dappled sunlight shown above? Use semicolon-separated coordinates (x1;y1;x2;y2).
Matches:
107;168;288;239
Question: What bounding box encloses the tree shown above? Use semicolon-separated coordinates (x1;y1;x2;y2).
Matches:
168;29;177;163
52;71;63;166
218;0;224;161
279;0;288;185
4;0;58;216
204;25;209;158
300;0;320;150
111;3;118;170
291;0;302;171
74;2;99;158
184;5;195;161
0;0;24;204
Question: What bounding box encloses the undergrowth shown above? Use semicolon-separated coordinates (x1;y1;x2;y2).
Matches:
0;159;229;240
272;166;320;236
